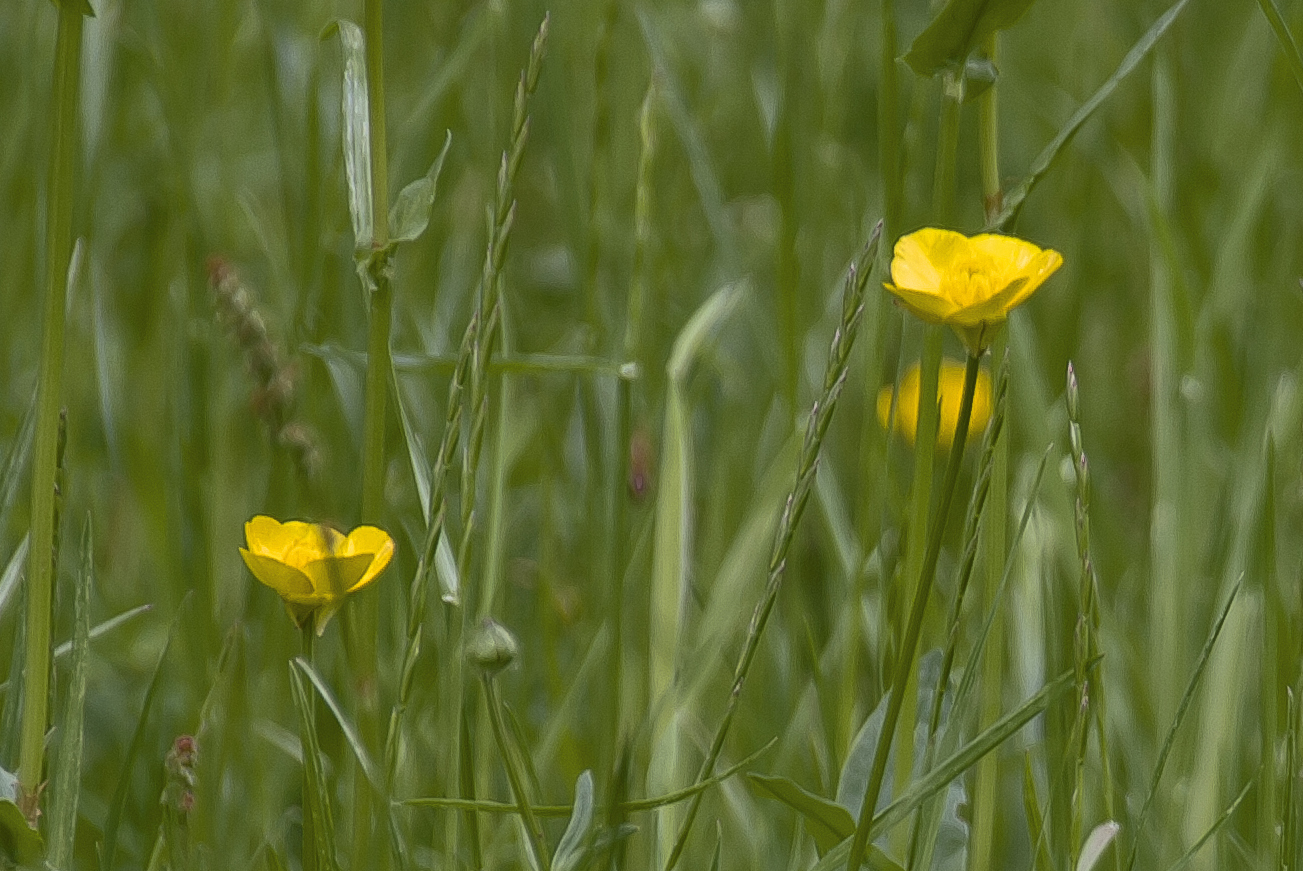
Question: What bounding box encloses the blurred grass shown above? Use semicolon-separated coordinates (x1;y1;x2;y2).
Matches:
3;0;1303;869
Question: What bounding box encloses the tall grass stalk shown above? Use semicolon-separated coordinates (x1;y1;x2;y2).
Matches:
1066;361;1115;868
662;225;881;870
350;0;394;863
19;0;85;814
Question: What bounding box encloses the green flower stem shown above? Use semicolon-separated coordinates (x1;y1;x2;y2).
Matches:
844;353;980;871
978;37;1002;224
972;36;1006;871
879;0;901;240
301;626;319;871
932;72;963;227
353;0;391;866
19;1;84;808
885;76;964;820
482;675;551;871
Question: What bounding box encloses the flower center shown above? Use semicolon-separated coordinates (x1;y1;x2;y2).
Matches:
943;251;1001;307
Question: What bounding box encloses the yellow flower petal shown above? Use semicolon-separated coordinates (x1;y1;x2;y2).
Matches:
303;553;382;598
890;227;966;293
240;549;316;599
244;516;341;568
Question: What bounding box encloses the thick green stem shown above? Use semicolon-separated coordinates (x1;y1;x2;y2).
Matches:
20;2;83;808
971;37;1006;871
978;39;1002;225
354;0;390;866
844;354;980;871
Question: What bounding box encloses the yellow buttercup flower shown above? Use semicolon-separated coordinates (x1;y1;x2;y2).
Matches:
878;360;993;449
885;228;1062;355
240;515;395;635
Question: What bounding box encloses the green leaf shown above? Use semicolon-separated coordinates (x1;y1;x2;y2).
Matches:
322;19;374;251
815;664;1083;871
0;795;43;865
1077;821;1120;871
1256;0;1303;97
1022;752;1053;871
47;516;93;869
48;0;95;17
903;0;1040;77
292;658;381;791
749;774;854;855
552;770;594;871
988;0;1192;231
389;131;452;244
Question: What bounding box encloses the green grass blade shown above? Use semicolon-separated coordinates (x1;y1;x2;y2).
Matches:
47;515;92;869
289;663;340;871
100;596;187;871
749;773;855;854
1162;779;1253;871
1124;581;1244;871
1023;751;1054;871
52;604;154;661
814;663;1083;870
988;0;1192;230
1256;0;1303;95
0;387;37;541
1078;821;1121;871
0;534;28;626
293;657;381;792
401;739;774;815
649;282;742;706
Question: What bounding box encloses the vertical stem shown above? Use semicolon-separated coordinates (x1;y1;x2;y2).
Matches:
932;72;963;228
878;0;901;242
354;0;390;866
20;1;83;809
971;36;1006;871
301;627;319;871
886;78;962;836
774;0;800;414
844;355;980;871
978;39;1002;226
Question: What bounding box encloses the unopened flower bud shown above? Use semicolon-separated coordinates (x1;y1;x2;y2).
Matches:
467;619;519;677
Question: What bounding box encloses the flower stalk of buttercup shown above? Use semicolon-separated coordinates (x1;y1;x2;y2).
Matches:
240;516;395;636
884;227;1062;355
879;359;993;449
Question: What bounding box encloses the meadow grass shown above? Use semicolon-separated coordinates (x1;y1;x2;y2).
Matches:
3;0;1303;869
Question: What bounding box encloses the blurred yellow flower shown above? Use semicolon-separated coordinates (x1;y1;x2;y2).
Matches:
878;360;993;449
885;228;1062;355
240;515;395;635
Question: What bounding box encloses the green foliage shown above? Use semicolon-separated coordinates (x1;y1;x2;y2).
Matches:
3;0;1302;869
